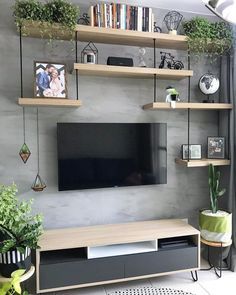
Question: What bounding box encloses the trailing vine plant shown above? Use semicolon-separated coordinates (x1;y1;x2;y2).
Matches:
183;17;233;60
13;0;80;41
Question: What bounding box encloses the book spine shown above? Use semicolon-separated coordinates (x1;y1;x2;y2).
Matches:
149;8;152;32
97;4;101;27
126;5;130;30
120;4;124;30
145;7;149;32
137;7;142;32
131;6;135;30
134;6;138;31
142;7;145;32
117;4;120;29
109;4;112;28
151;12;155;32
104;3;107;28
88;6;94;27
112;3;116;29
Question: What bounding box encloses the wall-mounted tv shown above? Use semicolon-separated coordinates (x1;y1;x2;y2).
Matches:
57;123;167;191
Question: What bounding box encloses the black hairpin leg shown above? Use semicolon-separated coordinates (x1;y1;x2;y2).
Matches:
190;270;198;281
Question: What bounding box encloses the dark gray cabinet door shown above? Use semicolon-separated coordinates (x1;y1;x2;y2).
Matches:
40;257;124;290
124;247;198;278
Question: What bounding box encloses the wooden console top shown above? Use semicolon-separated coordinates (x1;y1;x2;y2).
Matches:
39;219;199;251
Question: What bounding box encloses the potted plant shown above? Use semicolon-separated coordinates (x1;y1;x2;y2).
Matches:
13;0;80;40
0;184;43;278
183;17;233;58
0;269;28;295
199;164;232;243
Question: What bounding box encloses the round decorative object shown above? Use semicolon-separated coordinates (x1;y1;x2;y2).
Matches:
199;73;220;95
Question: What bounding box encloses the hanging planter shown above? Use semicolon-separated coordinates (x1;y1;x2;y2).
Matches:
199;164;232;243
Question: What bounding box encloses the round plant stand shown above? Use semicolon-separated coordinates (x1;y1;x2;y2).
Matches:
0;265;35;282
201;238;232;278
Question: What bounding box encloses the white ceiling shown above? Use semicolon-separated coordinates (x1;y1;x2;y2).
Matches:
96;0;213;15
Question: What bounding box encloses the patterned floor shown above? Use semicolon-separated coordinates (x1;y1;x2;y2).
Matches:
107;287;194;295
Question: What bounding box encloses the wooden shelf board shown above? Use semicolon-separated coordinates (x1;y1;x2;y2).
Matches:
18;98;82;107
175;158;230;167
74;64;193;80
20;21;188;49
76;25;188;49
143;102;233;110
38;219;199;251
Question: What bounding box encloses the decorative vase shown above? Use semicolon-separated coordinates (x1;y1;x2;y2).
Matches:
0;247;31;278
199;209;232;243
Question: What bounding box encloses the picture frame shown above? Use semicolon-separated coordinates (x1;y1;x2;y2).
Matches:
207;136;225;159
181;144;202;160
34;61;67;99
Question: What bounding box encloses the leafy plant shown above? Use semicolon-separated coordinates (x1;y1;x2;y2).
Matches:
208;164;226;214
183;17;233;58
0;184;43;254
0;269;28;295
12;0;79;39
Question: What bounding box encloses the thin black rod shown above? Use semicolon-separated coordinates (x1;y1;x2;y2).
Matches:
187;50;191;161
23;107;26;143
36;108;40;174
19;26;23;98
153;39;157;102
75;31;79;100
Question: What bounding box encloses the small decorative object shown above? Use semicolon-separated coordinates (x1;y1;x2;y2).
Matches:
165;86;180;108
163;11;183;35
199;72;220;103
107;56;133;67
159;52;184;70
138;47;147;67
19;142;31;163
207;136;225;159
81;41;98;64
77;13;90;25
34;62;67;98
153;22;162;33
19;107;31;163
0;183;43;277
32;109;46;192
182;144;202;160
199;164;232;243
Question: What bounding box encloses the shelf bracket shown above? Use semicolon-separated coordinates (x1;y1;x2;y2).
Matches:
153;39;157;102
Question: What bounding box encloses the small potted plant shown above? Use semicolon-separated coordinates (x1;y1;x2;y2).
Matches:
199;164;232;243
0;184;43;278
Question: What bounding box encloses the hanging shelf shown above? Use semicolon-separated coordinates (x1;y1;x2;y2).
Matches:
175;158;230;167
143;102;233;110
18;98;82;108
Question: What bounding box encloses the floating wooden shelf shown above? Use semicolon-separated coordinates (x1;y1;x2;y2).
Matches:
75;25;188;49
143;102;233;110
74;64;193;80
20;21;188;50
175;158;230;167
18;98;82;107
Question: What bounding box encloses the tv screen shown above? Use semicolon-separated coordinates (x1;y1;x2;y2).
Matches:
57;123;167;191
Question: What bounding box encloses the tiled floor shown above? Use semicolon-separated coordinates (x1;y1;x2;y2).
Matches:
52;260;236;295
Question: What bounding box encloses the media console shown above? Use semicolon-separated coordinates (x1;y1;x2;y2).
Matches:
36;219;200;293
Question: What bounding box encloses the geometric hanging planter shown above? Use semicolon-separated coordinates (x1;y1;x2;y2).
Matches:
31;173;46;192
31;108;46;192
19;142;31;163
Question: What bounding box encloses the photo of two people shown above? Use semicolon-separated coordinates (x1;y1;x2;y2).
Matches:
35;62;67;98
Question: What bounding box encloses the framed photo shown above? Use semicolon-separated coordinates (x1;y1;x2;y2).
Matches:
182;144;202;160
34;61;67;98
207;137;225;159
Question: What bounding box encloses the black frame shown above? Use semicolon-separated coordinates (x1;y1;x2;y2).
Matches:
207;136;225;159
182;144;202;160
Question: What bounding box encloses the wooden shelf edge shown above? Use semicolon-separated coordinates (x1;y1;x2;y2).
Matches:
143;102;233;110
175;158;230;167
18;98;82;107
74;64;193;80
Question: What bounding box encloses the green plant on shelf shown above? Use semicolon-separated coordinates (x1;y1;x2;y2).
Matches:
183;17;233;59
208;164;226;214
0;184;43;254
13;0;80;40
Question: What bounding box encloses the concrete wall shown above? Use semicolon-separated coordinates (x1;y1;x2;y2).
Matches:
0;0;220;229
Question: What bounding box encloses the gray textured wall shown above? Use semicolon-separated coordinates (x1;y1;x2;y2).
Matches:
0;0;220;229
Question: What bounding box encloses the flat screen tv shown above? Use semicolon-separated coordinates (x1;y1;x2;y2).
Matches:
57;123;167;191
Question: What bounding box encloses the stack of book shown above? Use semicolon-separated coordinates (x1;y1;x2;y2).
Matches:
89;3;154;32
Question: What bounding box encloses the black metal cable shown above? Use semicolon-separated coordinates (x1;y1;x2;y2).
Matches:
36;108;40;174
